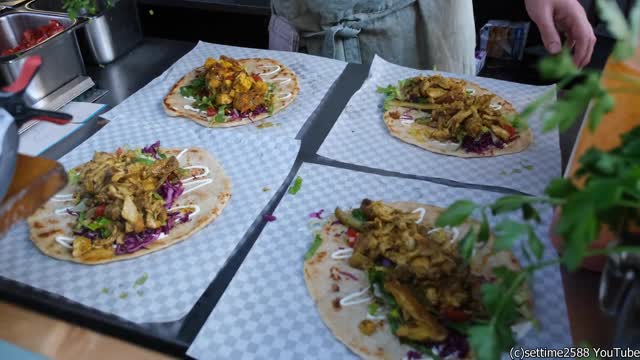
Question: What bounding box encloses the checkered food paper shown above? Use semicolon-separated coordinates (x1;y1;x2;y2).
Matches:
0;122;300;323
188;163;571;359
318;55;561;195
101;41;346;139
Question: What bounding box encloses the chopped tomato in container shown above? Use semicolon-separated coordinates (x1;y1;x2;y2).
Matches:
1;20;65;56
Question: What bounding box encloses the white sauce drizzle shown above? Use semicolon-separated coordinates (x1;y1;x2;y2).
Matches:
365;312;386;321
511;320;533;340
168;205;201;218
184;96;195;101
340;286;372;307
412;207;426;223
277;92;292;100
55;207;77;216
183;178;213;195
401;119;415;126
331;248;353;260
490;103;502;110
55;236;74;249
181;165;210;182
269;77;291;84
427;226;460;242
52;194;74;202
184;104;206;114
258;65;281;77
176;148;189;160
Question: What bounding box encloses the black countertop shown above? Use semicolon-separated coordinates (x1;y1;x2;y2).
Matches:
138;0;270;16
1;34;616;357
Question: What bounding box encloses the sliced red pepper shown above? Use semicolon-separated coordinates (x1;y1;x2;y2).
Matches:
207;107;216;116
252;74;262;82
442;309;471;322
95;205;106;217
116;147;123;157
503;124;516;138
346;228;359;247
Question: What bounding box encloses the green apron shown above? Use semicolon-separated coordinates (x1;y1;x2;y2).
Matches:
269;0;476;75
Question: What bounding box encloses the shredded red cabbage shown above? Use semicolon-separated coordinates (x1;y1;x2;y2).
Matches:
461;132;504;154
377;256;394;268
436;331;470;358
263;214;277;222
239;105;268;118
142;141;161;159
115;211;191;255
158;179;184;209
74;229;98;240
308;209;324;219
406;350;422;360
230;109;241;120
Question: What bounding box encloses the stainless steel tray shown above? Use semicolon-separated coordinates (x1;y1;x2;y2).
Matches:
0;11;86;104
26;0;142;64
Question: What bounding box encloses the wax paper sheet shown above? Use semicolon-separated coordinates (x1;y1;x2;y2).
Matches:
0;122;300;323
318;55;561;195
101;41;346;139
188;163;572;359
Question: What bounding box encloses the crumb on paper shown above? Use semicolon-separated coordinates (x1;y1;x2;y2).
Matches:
137;290;144;297
262;186;271;192
133;273;148;287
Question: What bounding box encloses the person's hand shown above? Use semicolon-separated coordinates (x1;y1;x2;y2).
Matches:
525;0;596;67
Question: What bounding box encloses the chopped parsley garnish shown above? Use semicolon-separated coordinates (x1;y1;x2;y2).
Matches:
101;287;109;294
351;209;367;222
119;292;129;299
214;105;227;123
288;176;303;195
134;273;148;287
180;76;206;98
368;303;379;316
304;234;323;260
68;169;79;185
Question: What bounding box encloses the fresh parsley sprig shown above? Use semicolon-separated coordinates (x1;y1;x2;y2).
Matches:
433;1;640;358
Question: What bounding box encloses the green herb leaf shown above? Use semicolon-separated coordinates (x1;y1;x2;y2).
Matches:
528;227;544;260
494;220;529;251
467;324;501;360
537;50;579;80
478;210;490;244
135;156;155;165
119;292;129;299
288;176;303;195
214;105;227;123
490;195;536;215
68;169;79;185
521;203;541;223
101;287;109;294
352;208;367;222
304;234;323;260
435;200;477;227
368;303;379;316
543;73;601;132
545;178;578;198
134;273;149;287
458;229;477;262
589;91;615;132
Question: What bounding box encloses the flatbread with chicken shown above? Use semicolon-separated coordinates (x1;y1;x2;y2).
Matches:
303;200;533;359
163;55;299;128
379;75;533;158
27;142;231;264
